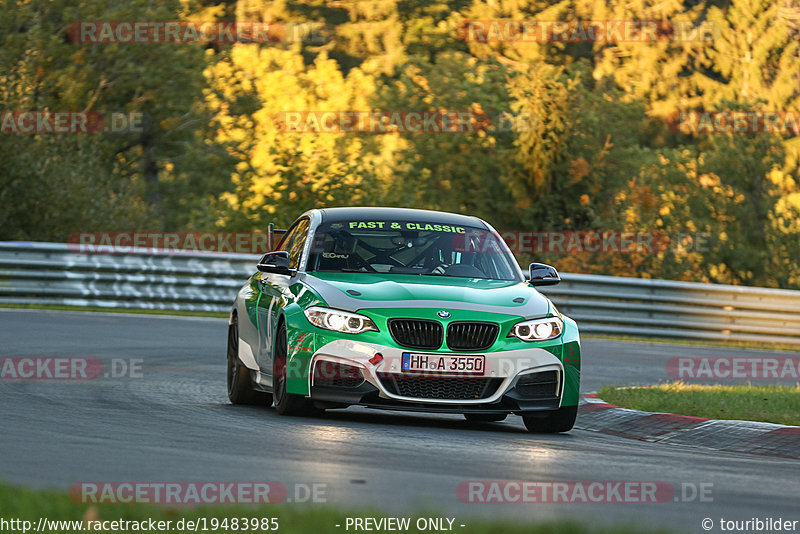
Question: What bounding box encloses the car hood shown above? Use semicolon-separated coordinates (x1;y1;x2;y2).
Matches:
301;272;551;317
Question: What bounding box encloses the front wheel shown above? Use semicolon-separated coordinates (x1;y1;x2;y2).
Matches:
522;405;577;433
273;322;317;416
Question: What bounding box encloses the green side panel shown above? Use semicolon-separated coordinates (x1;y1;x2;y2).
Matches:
560;316;582;406
284;303;317;395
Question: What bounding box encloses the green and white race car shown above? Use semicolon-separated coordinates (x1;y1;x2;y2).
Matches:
226;207;580;432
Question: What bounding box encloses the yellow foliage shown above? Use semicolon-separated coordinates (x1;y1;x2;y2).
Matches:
698;173;719;188
204;45;402;225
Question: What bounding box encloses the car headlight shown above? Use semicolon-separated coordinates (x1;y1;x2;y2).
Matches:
508;316;563;341
304;306;378;334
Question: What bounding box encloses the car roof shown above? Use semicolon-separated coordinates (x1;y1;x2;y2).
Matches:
316;207;489;229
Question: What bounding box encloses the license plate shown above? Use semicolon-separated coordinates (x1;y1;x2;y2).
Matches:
401;352;485;375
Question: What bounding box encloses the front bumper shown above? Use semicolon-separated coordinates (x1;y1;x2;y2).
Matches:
307;340;565;414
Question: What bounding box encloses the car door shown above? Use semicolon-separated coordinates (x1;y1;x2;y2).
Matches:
255;217;310;381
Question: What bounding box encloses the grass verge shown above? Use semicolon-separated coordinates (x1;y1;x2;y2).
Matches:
0;483;672;534
598;382;800;426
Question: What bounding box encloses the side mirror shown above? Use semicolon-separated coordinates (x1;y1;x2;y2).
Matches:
528;262;560;286
257;251;295;276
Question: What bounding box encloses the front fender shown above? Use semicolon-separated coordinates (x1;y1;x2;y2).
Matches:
280;282;327;395
560;315;581;406
282;303;319;396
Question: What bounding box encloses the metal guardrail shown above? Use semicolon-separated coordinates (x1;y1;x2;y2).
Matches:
1;241;799;346
0;242;254;313
537;274;800;345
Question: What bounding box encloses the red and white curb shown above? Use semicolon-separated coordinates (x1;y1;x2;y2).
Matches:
577;394;800;460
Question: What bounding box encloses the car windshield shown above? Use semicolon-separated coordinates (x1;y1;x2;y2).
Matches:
307;220;521;281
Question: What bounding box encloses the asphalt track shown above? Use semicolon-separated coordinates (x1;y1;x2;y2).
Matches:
1;309;798;532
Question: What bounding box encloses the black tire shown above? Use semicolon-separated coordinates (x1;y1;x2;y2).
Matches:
464;413;508;423
227;314;272;406
273;322;317;416
522;405;578;433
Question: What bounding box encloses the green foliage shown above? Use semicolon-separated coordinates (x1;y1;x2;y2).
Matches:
2;0;800;288
373;51;516;221
0;0;230;237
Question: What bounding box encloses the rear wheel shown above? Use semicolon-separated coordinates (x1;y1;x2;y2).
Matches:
464;413;508;423
522;405;577;433
227;315;272;405
273;322;317;416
